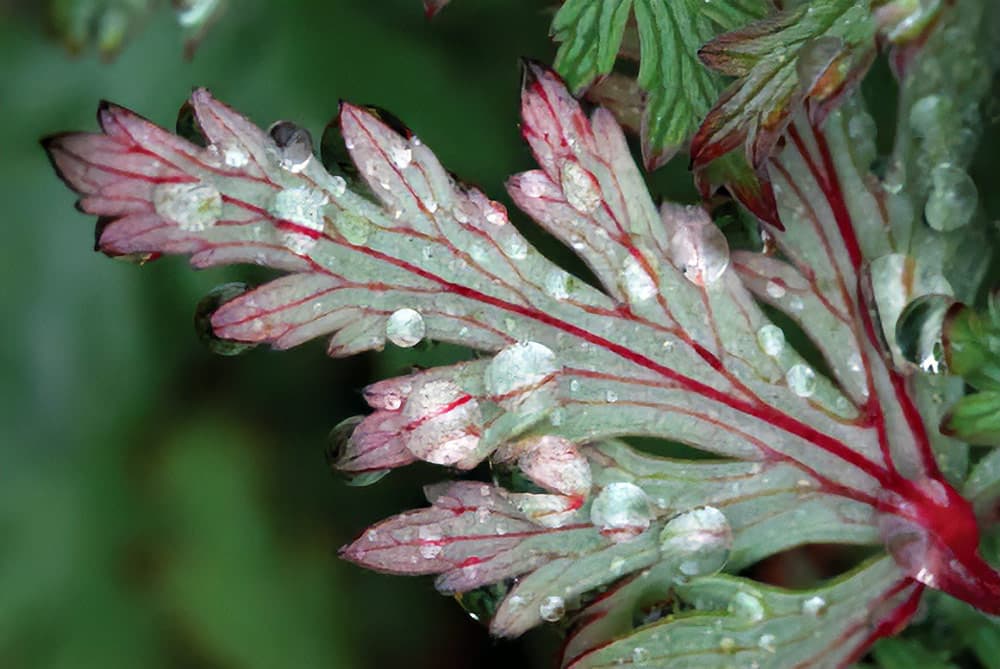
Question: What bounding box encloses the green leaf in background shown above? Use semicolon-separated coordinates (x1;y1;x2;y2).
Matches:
552;0;769;169
692;0;877;170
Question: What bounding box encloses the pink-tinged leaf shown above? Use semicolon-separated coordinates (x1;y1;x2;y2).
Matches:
422;0;450;18
45;58;1000;655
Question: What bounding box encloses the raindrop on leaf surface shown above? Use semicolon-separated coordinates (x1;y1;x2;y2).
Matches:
559;160;601;214
659;506;733;581
896;294;955;374
756;324;785;357
924;163;977;232
785;364;817;397
385;308;426;348
589;482;652;542
539;595;566;622
483;341;559;415
269;120;314;173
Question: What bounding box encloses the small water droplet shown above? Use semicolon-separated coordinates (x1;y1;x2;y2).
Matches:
269;120;314;173
668;206;730;286
620;254;658;302
895;294;955;374
659;506;732;581
221;145;248;168
908;95;950;139
590;482;652;542
632;647;651;664
499;231;528;260
153;181;223;231
544;270;572;300
719;637;736;654
758;633;777;653
925;163;977;232
728;591;765;622
483;341;560;415
785;364;817;398
386;308;426;347
801;595;827;618
539;595;565;622
605;390;618;403
756;324;785;357
765;280;787;299
559;160;602;213
388;141;413;169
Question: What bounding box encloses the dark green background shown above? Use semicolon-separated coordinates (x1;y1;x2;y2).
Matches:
0;1;563;666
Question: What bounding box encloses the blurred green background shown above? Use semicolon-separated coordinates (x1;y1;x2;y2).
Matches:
0;1;564;666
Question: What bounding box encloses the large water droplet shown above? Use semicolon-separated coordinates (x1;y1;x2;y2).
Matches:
539;595;566;622
756;324;785;357
153;181;222;231
659;506;732;581
895;294;955;374
269;120;314;173
559;160;602;214
194;282;258;356
619;253;658;302
483;341;560;415
925;163;977;232
785;364;817;398
401;379;483;466
589;482;652;542
386;308;426;348
667;206;730;286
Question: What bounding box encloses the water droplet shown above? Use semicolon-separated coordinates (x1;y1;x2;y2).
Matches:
925;163;977;232
659;506;732;581
334;210;371;245
765;280;786;299
499;231;528;260
328;175;347;197
758;633;777;653
785;364;817;398
728;591;765;622
632;647;651;664
620;254;658;302
544;270;572;300
668;207;730;286
895;294;955;374
153;181;222;231
539;595;565;622
455;581;512;624
269;120;314;173
483;341;560;415
908;95;950;139
756;324;785;357
801;595;827;618
401;379;483;466
385;308;426;347
220;145;248;168
559;160;602;213
590;482;652;542
194;282;258;356
605;390;618;403
388;141;413;169
719;637;737;654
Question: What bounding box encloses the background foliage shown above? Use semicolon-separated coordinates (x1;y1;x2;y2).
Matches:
2;0;998;667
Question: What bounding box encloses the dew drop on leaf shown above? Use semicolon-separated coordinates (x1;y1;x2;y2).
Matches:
268;120;314;173
388;141;413;170
669;212;730;286
589;482;652;542
619;254;658;302
801;595;827;618
194;282;258;356
895;294;955;374
758;633;777;653
544;269;572;300
401;379;483;466
728;591;765;622
539;595;566;622
756;324;785;357
153;181;222;231
925;163;977;232
559;160;601;213
785;364;817;398
385;308;426;348
483;341;560;414
632;647;651;665
659;506;733;581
